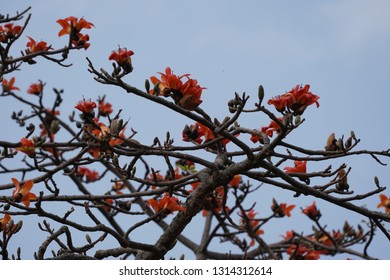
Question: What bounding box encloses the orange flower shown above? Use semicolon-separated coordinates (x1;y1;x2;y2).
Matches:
148;192;185;214
16;138;36;158
2;77;19;92
182;123;203;144
284;160;307;173
150;67;184;95
302;201;321;221
281;230;295;240
229;175;241;188
77;167;99;182
57;17;93;49
75;99;96;114
150;67;204;110
73;33;91;49
26;37;50;53
57;16;94;37
112;181;125;194
287;245;321;260
268;84;319;114
176;77;204;110
146;172;165;190
183;122;233;147
241;209;265;246
250;118;282;143
271;198;295;217
262;118;282;137
0;23;22;42
98;99;113;116
109;48;134;65
27;81;44;95
0;214;11;231
11;178;37;207
377;194;390;214
103;198;114;212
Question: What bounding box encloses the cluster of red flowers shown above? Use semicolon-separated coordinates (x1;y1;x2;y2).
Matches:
150;67;205;110
0;23;22;43
57;16;94;49
268;84;319;114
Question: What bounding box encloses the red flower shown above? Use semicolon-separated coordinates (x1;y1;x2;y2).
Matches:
146;172;165;190
74;33;91;50
109;48;134;65
284;160;307;173
377;194;390;214
103;198;114;212
287;245;321;260
27;81;44;95
57;16;94;37
150;67;184;95
112;181;125;194
2;77;19;92
147;192;185;214
240;209;265;246
150;67;205;110
268;84;319;114
250;118;282;143
0;214;11;232
281;230;295;240
98;99;113;116
271;198;295;217
182;123;203;144
0;23;22;42
11;178;37;207
75;99;96;114
302;201;321;221
26;37;50;53
16;138;36;158
109;48;134;72
77;167;99;182
176;77;204;110
183;122;233;147
229;175;241;188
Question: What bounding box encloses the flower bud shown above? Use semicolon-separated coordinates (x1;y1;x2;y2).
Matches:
374;176;380;188
145;79;150;93
86;234;92;244
258;84;264;104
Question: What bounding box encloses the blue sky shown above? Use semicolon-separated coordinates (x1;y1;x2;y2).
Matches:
2;0;390;259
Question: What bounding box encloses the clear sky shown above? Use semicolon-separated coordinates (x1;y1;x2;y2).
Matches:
2;0;390;259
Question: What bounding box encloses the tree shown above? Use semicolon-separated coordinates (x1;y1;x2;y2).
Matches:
0;7;389;260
